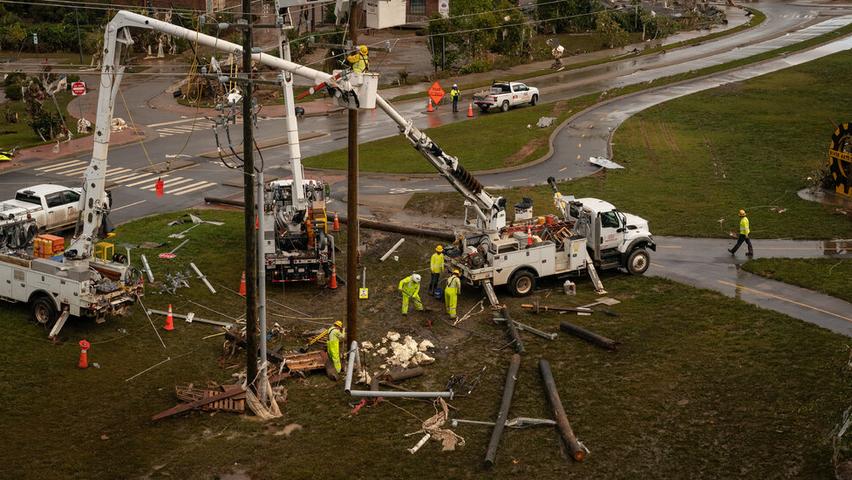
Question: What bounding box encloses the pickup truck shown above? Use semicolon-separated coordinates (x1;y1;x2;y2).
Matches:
473;81;539;113
0;184;83;234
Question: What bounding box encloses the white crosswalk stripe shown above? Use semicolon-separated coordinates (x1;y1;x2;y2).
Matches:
109;172;154;184
56;165;90;176
143;177;195;191
172;181;216;196
104;167;132;177
126;175;169;187
34;159;84;171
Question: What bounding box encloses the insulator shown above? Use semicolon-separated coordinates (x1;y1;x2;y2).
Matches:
452;164;483;194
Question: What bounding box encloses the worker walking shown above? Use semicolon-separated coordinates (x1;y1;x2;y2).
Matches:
428;245;444;295
398;273;424;315
347;45;370;74
445;269;461;320
326;320;346;374
728;209;754;257
450;84;460;112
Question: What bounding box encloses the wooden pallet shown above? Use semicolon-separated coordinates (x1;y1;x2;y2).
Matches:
284;350;328;374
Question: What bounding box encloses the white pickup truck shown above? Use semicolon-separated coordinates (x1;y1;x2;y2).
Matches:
0;184;82;233
473;81;539;113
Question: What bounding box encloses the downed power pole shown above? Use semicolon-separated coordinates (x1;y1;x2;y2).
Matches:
523;299;592;315
495;307;525;353
560;321;619;351
485;353;521;467
539;359;586;462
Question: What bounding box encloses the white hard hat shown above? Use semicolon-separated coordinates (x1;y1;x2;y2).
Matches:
411;273;421;283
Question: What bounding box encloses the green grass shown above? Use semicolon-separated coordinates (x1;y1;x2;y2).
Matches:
388;8;766;104
743;258;852;303
0;91;80;149
407;37;852;239
0;209;849;479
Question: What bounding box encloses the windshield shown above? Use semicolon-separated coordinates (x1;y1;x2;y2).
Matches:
490;84;510;94
15;192;41;205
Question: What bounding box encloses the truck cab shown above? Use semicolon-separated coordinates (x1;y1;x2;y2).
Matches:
566;198;655;274
0;184;82;233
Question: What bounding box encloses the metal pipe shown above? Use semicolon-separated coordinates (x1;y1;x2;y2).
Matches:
256;171;268;402
539;358;586;462
189;262;216;294
344;340;358;394
140;254;154;283
452;417;557;428
146;309;233;328
348;389;453;399
379;238;405;262
485;353;521;467
494;317;557;341
559;321;619;351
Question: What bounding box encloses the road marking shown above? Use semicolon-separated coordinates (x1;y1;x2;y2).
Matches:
158;127;192;134
510;178;527;182
559;167;567;172
110;172;154;184
650;262;665;269
147;118;197;128
143;177;195;191
126;175;168;187
34;159;83;171
56;165;90;176
717;280;852;323
578;143;582;148
104;168;132;177
172;181;217;196
111;199;146;212
43;162;87;174
576;154;581;160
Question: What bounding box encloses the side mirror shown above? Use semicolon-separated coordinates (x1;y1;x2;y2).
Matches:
616;228;625;233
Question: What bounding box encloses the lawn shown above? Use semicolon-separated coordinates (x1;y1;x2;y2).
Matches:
0;90;80;149
0;209;850;479
743;258;852;303
406;49;852;240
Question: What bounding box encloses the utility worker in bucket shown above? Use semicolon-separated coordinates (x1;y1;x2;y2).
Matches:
450;84;460;112
728;209;754;257
327;320;346;374
428;245;444;295
445;269;461;320
398;273;424;315
347;45;370;74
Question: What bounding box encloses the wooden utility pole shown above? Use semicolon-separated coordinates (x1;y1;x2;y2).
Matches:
242;0;259;388
346;1;360;344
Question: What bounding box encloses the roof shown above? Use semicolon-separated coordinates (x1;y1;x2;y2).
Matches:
16;184;75;196
575;197;616;212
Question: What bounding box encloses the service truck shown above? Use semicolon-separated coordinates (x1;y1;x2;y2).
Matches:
0;184;84;233
473;81;539;113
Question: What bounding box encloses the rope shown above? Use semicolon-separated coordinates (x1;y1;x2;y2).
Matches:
118;87;155;168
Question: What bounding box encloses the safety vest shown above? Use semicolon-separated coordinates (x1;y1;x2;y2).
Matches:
446;275;461;292
348;53;369;73
398;276;420;296
739;217;750;235
327;327;345;348
450;88;460;99
430;253;444;274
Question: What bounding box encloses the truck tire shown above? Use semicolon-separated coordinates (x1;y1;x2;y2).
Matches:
530;94;538;106
625;248;650;275
31;295;57;327
479;105;489;113
508;270;536;297
501;100;510;113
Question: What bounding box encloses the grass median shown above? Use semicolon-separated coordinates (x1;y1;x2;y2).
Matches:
0;209;849;479
743;258;852;303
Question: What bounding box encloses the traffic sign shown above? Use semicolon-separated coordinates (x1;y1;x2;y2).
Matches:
428;81;445;106
71;81;87;96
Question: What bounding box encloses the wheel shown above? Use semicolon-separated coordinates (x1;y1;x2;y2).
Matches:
530;94;538;106
500;101;510;113
31;295;57;327
479;105;489;113
508;270;536;297
625;249;650;275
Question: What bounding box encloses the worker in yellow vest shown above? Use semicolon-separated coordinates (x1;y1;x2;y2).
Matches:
428;245;444;295
326;320;346;374
450;84;460;112
728;209;754;256
398;273;424;315
445;269;461;320
347;45;370;74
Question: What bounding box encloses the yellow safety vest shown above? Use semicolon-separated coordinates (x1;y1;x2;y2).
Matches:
430;253;444;274
347;53;369;73
450;88;460;99
739;216;750;235
398;276;420;296
327;327;345;348
446;275;461;292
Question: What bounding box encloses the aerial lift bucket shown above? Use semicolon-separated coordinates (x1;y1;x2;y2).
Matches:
333;72;379;110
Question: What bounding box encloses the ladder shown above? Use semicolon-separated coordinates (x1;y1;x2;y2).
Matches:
482;280;500;308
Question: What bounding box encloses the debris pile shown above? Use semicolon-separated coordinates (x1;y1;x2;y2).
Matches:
366;331;435;370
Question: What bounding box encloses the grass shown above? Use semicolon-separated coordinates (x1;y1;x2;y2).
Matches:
743;258;852;303
388;8;765;104
0;90;80;149
406;38;852;239
0;209;849;479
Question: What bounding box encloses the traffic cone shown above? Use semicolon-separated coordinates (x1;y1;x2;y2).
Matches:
427;99;434;112
526;225;534;246
239;271;246;296
155;177;164;197
329;264;338;289
78;340;90;369
163;304;175;331
467;102;474;118
332;212;340;232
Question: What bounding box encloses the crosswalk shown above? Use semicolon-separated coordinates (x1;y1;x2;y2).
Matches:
148;118;239;138
32;160;217;196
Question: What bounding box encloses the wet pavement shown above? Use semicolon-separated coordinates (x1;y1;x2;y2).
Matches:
652;236;852;336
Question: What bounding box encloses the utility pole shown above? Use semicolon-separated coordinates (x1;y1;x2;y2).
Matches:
242;0;259;390
346;0;360;344
74;8;84;65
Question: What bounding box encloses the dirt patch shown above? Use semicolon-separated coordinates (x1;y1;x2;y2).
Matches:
504;137;548;167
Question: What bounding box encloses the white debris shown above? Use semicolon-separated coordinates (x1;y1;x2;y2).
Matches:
418;340;435;352
361;341;374;350
377;347;388;356
589;156;624;169
357;369;372;385
386;331;401;342
413;351;435;365
536;116;556;128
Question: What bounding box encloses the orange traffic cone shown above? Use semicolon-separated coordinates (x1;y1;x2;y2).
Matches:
427;99;434;112
467;102;474;118
78;339;90;369
526;225;534;246
239;271;246;296
163;304;175;331
255;216;259;230
332;212;340;232
329;264;338;289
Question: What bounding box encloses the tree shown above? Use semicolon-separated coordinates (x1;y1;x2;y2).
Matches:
596;10;628;48
2;22;26;50
536;0;599;34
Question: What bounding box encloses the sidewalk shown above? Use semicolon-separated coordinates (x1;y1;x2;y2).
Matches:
0;128;145;172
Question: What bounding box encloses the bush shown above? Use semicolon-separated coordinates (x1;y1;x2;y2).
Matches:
4;82;22;101
459;58;493;74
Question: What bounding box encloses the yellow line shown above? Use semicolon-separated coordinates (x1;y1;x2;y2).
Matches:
717;280;852;323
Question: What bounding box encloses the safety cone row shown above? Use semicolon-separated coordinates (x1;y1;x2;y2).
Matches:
78;339;90;369
163;304;175;331
526;225;534;246
467;102;474;118
329;264;338;289
332;212;340;232
427;99;434;112
239;271;247;296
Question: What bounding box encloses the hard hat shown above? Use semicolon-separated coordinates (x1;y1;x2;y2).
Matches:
359;45;368;55
453;84;458;88
411;273;421;283
435;245;443;253
738;209;746;217
453;269;460;276
334;320;343;328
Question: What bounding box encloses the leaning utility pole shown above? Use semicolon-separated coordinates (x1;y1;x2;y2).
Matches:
242;0;259;389
346;1;360;343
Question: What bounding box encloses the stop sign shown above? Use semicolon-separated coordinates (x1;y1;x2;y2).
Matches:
71;81;87;96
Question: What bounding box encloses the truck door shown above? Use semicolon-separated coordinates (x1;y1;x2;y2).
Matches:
44;192;66;228
61;190;80;227
0;264;11;298
598;210;622;252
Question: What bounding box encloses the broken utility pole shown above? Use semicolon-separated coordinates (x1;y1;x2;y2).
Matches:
485;353;521;467
346;0;361;344
539;359;586;462
242;0;259;388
